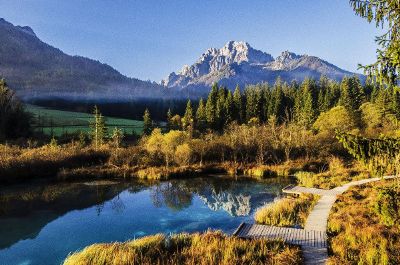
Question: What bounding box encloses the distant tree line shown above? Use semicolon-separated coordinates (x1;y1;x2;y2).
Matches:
152;76;400;134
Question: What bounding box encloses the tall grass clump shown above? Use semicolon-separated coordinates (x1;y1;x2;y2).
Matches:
295;157;370;189
63;231;303;265
0;143;109;183
327;180;400;265
254;194;319;227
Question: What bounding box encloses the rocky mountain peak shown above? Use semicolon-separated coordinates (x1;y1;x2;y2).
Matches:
219;40;273;64
267;50;304;70
163;41;274;87
161;41;360;93
276;50;302;63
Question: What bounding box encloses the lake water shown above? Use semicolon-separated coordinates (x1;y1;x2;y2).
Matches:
0;176;291;265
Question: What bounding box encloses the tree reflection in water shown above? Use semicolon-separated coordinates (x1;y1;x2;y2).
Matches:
150;182;193;211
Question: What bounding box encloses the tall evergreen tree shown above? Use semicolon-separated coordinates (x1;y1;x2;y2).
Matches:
233;85;243;123
318;75;330;113
339;76;364;112
295;78;317;127
392;88;400;119
143;108;153;135
270;80;285;122
90;105;107;149
205;83;219;129
166;108;173;132
350;0;400;86
375;87;392;115
262;85;271;121
224;90;234;124
182;100;194;135
245;88;256;121
196;98;207;131
216;87;227;129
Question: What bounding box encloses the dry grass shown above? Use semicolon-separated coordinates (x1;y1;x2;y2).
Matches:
254;194;319;227
327;180;400;265
295;157;370;189
63;231;303;265
243;160;309;179
135;165;225;180
0;144;109;183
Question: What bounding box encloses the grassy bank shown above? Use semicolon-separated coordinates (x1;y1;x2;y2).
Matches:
327;179;400;264
63;231;303;265
0;144;109;183
254;194;319;227
58;164;227;181
295;157;370;189
0;140;370;186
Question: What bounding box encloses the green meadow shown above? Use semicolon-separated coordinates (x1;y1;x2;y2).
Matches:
26;104;143;136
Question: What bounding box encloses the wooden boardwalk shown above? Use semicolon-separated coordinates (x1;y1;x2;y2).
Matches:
233;223;327;248
234;175;397;265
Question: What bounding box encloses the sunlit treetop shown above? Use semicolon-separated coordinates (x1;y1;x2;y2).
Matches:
350;0;400;86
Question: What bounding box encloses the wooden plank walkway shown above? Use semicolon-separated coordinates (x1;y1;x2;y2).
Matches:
234;175;397;265
234;223;327;248
304;195;337;232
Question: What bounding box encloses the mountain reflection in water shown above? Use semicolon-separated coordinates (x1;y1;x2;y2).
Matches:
0;176;291;265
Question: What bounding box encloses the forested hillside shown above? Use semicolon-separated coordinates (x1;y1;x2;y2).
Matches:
0;18;165;99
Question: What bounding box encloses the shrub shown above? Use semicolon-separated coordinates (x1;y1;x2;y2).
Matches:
374;185;400;226
244;166;278;178
175;143;192;166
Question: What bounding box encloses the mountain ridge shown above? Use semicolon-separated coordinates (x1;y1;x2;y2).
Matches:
162;41;362;92
0;18;166;100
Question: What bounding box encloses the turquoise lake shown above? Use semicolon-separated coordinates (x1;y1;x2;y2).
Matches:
0;176;291;265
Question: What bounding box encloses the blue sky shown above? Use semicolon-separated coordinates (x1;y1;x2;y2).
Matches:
0;0;381;81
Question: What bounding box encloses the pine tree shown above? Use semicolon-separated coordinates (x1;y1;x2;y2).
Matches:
166;108;173;132
350;0;400;86
205;83;219;129
317;89;325;114
233;85;243;123
295;78;317;127
339;76;364;112
255;87;264;121
143;108;153;135
370;85;380;103
375;87;392;115
196;98;207;131
216;87;227;129
90;105;107;149
270;80;285;122
392;88;400;119
182;100;194;135
224;90;234;124
262;86;271;121
245;88;256;121
318;76;330;113
302;87;315;127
